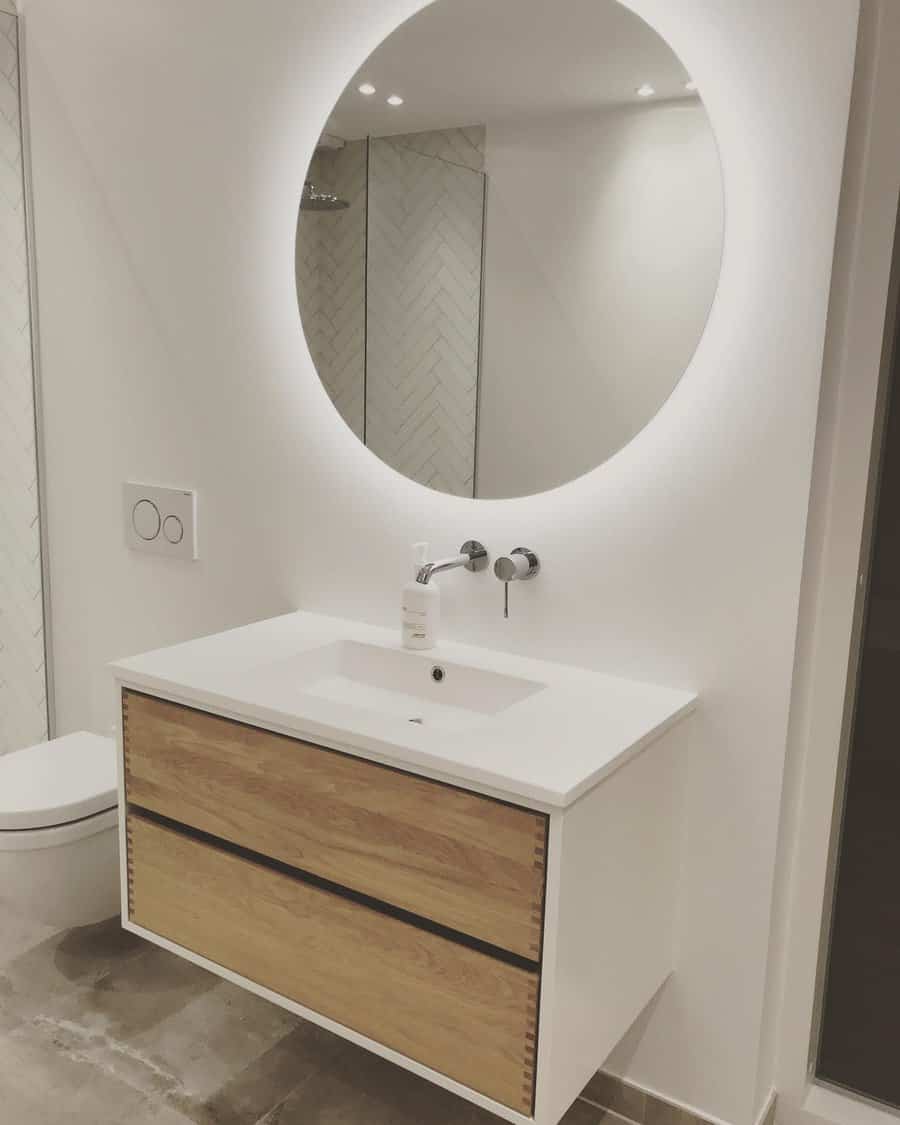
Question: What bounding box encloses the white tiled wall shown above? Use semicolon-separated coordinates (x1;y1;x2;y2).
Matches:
385;125;485;173
365;129;485;498
297;126;487;498
0;11;47;753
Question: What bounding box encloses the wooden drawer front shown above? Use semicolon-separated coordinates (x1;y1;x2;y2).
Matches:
123;690;547;961
128;814;539;1115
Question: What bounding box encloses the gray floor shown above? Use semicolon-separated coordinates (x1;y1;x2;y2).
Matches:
0;905;613;1124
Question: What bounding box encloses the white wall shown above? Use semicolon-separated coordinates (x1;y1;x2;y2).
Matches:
478;102;723;499
19;2;858;1124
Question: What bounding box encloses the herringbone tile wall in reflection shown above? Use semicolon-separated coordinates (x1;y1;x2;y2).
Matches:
296;126;486;497
296;141;368;440
386;125;486;174
0;12;47;754
366;131;485;498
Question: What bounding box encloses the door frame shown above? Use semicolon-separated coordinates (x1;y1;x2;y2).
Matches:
772;2;900;1122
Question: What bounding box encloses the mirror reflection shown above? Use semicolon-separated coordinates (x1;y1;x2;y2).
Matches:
296;0;723;499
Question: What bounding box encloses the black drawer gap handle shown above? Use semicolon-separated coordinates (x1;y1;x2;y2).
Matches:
127;804;542;974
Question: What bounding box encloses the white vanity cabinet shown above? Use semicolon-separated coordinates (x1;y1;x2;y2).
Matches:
112;611;694;1125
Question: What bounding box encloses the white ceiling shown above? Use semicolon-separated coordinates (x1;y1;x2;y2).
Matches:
326;0;697;141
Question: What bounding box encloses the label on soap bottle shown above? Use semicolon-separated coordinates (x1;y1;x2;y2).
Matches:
401;583;438;650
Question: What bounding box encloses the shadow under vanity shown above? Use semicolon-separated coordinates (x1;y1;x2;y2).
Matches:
112;611;695;1125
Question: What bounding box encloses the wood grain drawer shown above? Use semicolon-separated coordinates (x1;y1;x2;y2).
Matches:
123;690;547;961
127;812;539;1114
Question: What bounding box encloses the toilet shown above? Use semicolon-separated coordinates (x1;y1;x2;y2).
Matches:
0;732;120;929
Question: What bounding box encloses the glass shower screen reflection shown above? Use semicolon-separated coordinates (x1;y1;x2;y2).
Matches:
365;136;486;499
297;133;486;499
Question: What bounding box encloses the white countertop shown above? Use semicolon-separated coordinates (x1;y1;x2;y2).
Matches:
110;611;697;809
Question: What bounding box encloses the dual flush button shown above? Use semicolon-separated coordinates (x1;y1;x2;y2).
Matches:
132;500;184;545
124;482;198;561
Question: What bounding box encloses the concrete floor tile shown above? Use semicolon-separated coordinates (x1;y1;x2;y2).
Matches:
644;1099;699;1125
558;1102;619;1124
2;917;341;1124
0;1021;194;1125
171;1022;341;1125
2;917;220;1037
581;1073;646;1122
0;900;59;966
262;1037;506;1124
123;974;311;1100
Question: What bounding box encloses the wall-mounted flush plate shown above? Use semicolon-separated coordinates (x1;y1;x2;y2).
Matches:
123;482;197;561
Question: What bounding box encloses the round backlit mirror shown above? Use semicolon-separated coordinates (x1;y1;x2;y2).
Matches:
296;0;723;499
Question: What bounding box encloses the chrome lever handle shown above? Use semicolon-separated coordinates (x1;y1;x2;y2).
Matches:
494;548;540;618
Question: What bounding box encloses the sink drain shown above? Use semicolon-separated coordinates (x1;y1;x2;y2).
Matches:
409;717;424;725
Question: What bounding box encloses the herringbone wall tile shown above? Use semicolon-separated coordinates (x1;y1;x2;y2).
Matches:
296;140;367;440
296;127;486;496
0;12;47;754
366;133;485;497
385;125;485;173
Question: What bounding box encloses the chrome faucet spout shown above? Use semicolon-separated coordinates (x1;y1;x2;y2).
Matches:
415;540;489;585
416;554;468;585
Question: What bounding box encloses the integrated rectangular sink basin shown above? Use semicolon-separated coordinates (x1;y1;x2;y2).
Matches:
113;609;699;806
256;640;546;731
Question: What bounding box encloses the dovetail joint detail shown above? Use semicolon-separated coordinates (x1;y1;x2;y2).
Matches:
121;691;132;785
125;823;136;917
519;972;540;1115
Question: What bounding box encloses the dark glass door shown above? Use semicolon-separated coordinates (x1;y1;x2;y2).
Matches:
818;217;900;1108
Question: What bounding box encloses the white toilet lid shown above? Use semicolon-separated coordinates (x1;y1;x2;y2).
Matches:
0;732;117;831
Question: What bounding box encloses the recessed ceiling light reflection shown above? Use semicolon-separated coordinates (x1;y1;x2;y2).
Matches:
387;94;404;106
358;82;376;96
636;84;656;98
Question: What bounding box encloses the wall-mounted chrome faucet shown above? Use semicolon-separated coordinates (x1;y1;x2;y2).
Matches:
416;540;489;585
494;548;540;618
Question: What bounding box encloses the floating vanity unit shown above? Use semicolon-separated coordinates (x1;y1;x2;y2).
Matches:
111;612;696;1125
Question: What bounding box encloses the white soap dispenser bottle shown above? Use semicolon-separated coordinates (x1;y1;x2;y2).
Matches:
402;542;440;650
